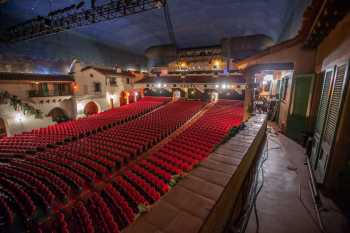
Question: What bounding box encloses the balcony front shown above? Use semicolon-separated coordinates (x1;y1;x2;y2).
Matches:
28;89;73;98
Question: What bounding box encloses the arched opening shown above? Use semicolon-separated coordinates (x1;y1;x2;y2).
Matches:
188;88;203;100
120;91;128;106
84;101;99;116
0;118;7;139
211;91;219;102
48;107;69;123
173;90;181;100
129;91;135;104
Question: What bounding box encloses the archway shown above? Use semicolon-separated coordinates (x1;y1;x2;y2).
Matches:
211;91;219;102
84;101;99;116
172;88;185;98
129;92;135;104
48;107;69;123
0;118;7;138
173;90;181;100
120;91;128;106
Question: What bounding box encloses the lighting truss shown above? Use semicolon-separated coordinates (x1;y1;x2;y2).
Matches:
1;0;166;43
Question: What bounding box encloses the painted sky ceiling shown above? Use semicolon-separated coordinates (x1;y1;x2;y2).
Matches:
0;0;311;55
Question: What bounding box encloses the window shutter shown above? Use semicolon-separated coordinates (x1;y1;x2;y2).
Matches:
315;70;333;134
323;64;348;144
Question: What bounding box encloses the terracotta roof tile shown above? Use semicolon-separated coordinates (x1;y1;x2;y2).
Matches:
136;75;245;84
0;72;74;82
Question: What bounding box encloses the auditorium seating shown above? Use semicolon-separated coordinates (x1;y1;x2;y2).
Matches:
0;97;169;160
0;99;243;233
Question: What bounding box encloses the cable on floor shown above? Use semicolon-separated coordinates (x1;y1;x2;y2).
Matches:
268;133;328;233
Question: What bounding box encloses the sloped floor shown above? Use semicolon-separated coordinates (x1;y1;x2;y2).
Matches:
246;125;323;233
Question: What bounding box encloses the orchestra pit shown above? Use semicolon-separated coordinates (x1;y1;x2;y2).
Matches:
0;1;350;233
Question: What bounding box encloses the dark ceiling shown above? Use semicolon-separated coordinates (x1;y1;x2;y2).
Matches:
0;0;311;55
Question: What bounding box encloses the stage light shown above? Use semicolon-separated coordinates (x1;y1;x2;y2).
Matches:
4;0;165;42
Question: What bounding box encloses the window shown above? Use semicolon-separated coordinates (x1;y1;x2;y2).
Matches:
173;84;177;87
109;77;117;86
94;82;101;93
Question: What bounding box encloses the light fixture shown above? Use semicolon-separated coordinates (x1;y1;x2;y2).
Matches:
77;103;84;112
213;59;221;67
15;112;24;123
156;83;161;88
215;84;219;88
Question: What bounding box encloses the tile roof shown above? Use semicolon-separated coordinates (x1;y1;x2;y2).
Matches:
136;75;245;84
0;72;74;82
81;66;135;78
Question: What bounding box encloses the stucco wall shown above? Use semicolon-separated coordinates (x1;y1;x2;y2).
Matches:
0;98;75;136
0;82;76;135
239;42;315;74
315;13;350;71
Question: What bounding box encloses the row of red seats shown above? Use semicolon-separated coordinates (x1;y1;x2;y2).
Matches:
38;100;243;233
0;97;169;160
147;100;244;170
0;100;204;232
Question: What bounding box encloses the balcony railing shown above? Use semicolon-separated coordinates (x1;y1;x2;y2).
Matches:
28;90;73;97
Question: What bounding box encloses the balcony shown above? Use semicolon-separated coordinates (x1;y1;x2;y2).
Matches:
28;90;73;98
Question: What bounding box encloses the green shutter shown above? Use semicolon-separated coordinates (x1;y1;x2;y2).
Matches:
324;64;348;145
315;70;333;134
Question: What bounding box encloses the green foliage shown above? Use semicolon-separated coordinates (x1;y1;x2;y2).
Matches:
138;204;149;214
220;123;245;145
0;90;43;119
169;172;188;188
